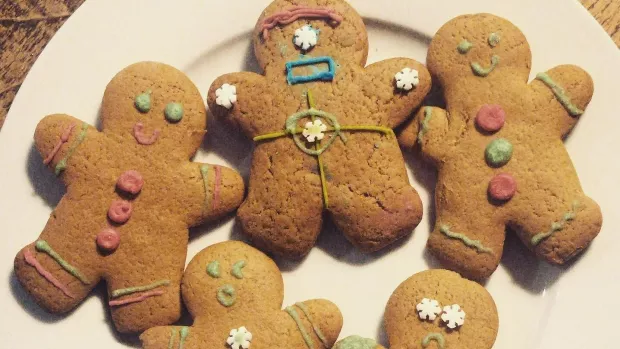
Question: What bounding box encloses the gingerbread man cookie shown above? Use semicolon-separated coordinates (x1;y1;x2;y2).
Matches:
398;14;603;280
140;240;343;348
334;269;499;349
13;62;245;333
207;0;431;258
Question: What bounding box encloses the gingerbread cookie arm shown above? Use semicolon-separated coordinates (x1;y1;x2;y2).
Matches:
282;299;343;348
140;325;180;349
34;114;100;180
181;162;245;227
207;72;270;138
529;64;594;138
406;106;455;163
362;58;432;128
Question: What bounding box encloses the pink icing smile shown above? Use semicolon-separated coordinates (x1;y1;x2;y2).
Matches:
43;123;76;165
133;122;160;145
96;228;121;252
24;249;75;298
259;5;343;40
117;170;144;195
108;290;165;306
108;200;133;224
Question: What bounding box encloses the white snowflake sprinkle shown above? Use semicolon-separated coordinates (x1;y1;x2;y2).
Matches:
302;119;327;142
394;67;420;91
416;298;442;321
441;304;466;329
215;83;237;109
294;25;318;51
227;326;252;349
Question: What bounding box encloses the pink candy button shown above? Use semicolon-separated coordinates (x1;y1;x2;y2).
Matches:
476;104;505;132
116;170;144;195
96;228;120;252
108;200;133;224
488;173;517;201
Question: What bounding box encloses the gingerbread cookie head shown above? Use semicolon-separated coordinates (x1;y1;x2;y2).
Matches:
428;14;531;83
182;240;284;318
101;62;206;158
254;0;368;77
385;269;498;349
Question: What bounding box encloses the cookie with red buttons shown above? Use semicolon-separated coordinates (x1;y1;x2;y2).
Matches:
13;62;245;333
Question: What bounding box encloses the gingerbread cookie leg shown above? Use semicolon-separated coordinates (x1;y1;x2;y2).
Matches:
428;207;505;280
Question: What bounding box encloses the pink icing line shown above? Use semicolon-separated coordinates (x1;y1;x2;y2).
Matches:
108;290;165;306
133;122;160;145
43;123;76;165
213;165;222;210
23;249;75;298
260;6;343;40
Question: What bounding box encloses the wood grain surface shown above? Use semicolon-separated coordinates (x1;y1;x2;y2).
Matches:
0;0;618;130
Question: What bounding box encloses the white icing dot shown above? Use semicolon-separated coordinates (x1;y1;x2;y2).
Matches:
294;25;318;51
215;83;237;109
395;67;420;91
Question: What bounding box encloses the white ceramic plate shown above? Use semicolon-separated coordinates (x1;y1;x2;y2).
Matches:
1;0;619;347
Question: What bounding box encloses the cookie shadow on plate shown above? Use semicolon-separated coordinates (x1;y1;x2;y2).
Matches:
26;144;66;208
8;270;66;324
375;314;389;347
97;284;142;348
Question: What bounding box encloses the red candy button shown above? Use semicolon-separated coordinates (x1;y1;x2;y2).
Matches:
108;200;133;224
488;173;517;201
476;104;505;132
96;228;120;252
116;170;144;195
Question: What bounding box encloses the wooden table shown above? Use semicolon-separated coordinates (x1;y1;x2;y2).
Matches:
1;0;618;130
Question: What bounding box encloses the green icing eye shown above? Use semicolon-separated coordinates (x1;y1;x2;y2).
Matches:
488;33;500;47
206;261;220;278
231;260;246;279
164;102;183;122
457;40;472;54
134;90;151;113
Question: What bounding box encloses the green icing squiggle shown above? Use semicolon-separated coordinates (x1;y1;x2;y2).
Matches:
111;279;170;298
334;335;377;349
167;328;177;349
296;302;328;347
231;260;246;279
285;305;314;349
35;240;90;284
178;327;189;349
531;201;580;245
217;284;236;307
535;72;584;117
439;225;493;254
471;55;500;77
206;260;220;278
55;122;88;175
422;332;445;349
417;106;433;142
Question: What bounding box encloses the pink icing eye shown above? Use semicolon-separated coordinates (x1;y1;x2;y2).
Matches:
117;170;144;195
108;200;133;224
96;228;120;252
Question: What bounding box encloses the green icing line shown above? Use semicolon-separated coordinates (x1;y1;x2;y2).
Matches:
440;225;493;254
165;102;184;122
231;260;246;279
488;33;501;47
35;240;89;284
134;90;152;113
279;43;288;57
334;336;376;349
167;328;177;349
417;106;433;142
536;72;584;116
295;302;328;347
217;284;236;307
285;306;314;349
178;327;189;349
206;260;220;278
54;122;88;175
485;138;513;167
200;165;210;210
111;279;170;298
457;40;472;54
531;201;580;245
285;108;346;156
471;54;500;77
422;333;445;349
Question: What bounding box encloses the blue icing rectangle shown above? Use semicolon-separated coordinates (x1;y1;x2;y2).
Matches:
286;56;336;85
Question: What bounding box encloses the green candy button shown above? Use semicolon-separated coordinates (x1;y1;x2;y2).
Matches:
485;138;513;167
164;102;183;122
